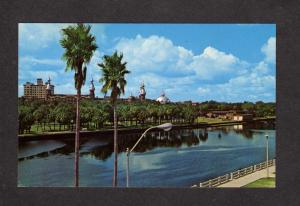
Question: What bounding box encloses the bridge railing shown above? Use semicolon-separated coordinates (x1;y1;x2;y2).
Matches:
196;159;275;188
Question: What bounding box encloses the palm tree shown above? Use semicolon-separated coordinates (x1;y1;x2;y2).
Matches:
60;23;97;187
98;51;130;187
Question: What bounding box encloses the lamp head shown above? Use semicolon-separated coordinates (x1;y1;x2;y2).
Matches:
156;123;172;131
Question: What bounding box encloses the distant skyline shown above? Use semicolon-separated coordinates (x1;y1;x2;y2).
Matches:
18;23;276;102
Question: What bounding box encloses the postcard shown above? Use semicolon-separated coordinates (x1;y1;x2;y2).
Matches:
18;23;276;188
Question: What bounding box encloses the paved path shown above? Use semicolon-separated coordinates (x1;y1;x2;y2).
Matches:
217;166;276;188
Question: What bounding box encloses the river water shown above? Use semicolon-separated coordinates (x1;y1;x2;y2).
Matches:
18;121;275;187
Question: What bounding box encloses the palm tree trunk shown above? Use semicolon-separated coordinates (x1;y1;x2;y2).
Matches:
113;102;118;187
75;89;81;187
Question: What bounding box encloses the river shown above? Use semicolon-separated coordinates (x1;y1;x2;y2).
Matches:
18;121;276;187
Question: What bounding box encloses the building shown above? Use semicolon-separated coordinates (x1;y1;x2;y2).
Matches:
22;78;96;102
22;78;176;105
233;114;253;121
23;78;54;99
156;92;170;104
139;82;146;101
89;79;95;99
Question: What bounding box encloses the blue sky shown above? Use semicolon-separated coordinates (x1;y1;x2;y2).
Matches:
18;23;276;102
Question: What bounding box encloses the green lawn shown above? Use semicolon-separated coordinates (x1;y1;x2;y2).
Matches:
196;117;231;124
243;177;275;188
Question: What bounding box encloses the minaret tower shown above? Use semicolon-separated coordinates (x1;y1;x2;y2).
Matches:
139;81;146;101
89;78;95;99
46;77;52;99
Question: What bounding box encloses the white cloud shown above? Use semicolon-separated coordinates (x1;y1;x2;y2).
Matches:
112;34;275;102
18;85;24;96
115;35;194;75
18;29;276;102
197;37;276;102
19;23;106;51
197;66;275;102
190;46;248;80
261;37;276;64
20;56;63;66
30;71;58;80
86;50;104;82
19;69;58;81
253;61;270;75
54;83;75;94
19;23;71;50
114;35;249;81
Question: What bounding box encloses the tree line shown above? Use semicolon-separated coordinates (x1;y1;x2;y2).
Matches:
18;99;275;134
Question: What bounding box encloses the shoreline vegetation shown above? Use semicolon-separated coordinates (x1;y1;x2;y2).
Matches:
18;99;275;136
19;117;275;141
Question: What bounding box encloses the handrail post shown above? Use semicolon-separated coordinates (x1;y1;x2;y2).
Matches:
126;148;129;187
266;134;269;178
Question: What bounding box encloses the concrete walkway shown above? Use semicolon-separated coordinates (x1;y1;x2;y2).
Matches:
218;166;276;188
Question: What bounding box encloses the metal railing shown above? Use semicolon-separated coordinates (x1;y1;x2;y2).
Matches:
194;159;275;188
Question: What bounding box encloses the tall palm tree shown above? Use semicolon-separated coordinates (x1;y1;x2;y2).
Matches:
98;51;130;187
60;23;97;187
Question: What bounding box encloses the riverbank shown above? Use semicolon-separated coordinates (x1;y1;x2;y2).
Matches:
243;177;275;188
218;165;275;188
18;117;275;142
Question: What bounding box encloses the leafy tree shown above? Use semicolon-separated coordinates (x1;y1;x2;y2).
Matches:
33;105;48;131
54;103;75;130
19;105;35;134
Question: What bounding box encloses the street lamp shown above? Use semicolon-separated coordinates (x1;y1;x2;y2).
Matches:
126;123;173;187
265;134;269;178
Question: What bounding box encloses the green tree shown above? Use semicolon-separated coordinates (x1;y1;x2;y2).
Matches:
54;103;75;130
19;105;35;134
60;23;97;187
33;105;48;131
98;51;130;187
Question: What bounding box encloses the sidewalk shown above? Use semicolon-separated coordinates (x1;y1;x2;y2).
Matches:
217;166;276;188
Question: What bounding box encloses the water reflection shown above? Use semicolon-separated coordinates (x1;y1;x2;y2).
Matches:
18;121;276;187
19;121;275;162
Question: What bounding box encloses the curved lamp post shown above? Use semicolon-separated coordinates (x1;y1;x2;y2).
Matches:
126;123;172;187
265;134;269;178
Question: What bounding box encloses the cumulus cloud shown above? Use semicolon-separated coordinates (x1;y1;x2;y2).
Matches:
261;37;276;64
113;34;275;102
114;34;249;82
19;23;106;51
190;46;248;80
197;61;275;102
115;35;194;76
20;56;63;66
18;26;275;101
19;23;70;50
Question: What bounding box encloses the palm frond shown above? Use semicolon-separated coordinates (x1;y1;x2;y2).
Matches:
97;51;130;102
60;24;97;90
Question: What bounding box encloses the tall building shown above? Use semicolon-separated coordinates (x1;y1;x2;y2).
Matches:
23;78;54;99
139;82;146;101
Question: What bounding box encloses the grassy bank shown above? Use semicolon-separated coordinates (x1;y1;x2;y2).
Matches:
19;117;275;139
243;177;275;188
